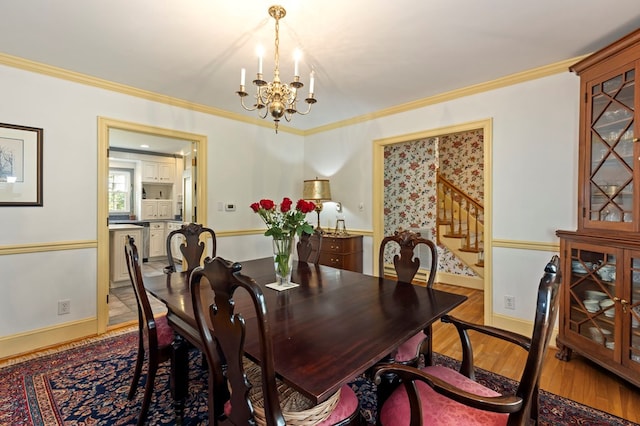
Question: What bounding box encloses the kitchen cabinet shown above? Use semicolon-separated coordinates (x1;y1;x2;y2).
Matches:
315;234;363;272
166;221;184;261
142;160;174;183
109;224;143;287
149;222;166;258
556;29;640;388
556;231;640;388
141;200;173;220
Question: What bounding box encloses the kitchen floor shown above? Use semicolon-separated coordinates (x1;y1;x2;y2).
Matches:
108;260;172;327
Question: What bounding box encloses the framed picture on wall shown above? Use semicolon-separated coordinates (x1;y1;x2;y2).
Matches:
0;122;43;206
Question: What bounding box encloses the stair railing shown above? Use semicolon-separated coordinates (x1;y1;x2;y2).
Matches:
436;173;484;262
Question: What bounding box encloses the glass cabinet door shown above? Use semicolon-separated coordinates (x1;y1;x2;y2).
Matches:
626;253;640;370
567;246;618;352
584;65;636;229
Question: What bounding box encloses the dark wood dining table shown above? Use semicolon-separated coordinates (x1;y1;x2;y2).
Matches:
143;257;467;416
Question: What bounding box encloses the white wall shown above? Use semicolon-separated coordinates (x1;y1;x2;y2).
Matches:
0;61;580;347
0;63;304;339
304;72;580;322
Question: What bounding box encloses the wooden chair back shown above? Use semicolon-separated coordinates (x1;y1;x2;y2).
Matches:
297;229;322;264
166;222;216;273
378;228;438;286
190;256;285;425
374;255;562;425
510;254;562;424
124;235;181;425
125;235;159;348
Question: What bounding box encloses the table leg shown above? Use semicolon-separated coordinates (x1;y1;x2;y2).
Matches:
374;352;402;423
171;334;189;425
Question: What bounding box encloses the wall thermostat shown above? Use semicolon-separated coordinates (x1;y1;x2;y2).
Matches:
224;203;236;212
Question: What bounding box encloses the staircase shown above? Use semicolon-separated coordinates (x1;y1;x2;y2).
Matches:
437;173;484;278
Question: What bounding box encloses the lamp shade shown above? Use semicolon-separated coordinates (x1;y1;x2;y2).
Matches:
303;179;332;201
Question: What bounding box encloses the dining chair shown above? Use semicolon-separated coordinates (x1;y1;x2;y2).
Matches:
296;229;323;263
165;222;216;274
378;228;438;366
190;256;362;426
124;235;186;426
374;255;562;426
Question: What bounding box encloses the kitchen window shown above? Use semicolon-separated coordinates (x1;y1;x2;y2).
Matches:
108;168;133;214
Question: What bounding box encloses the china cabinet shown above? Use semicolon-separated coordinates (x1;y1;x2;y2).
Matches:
556;232;640;387
574;30;640;231
556;28;640;388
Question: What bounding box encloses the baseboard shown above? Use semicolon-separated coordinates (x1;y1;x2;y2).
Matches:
0;318;97;361
491;312;559;349
436;271;484;290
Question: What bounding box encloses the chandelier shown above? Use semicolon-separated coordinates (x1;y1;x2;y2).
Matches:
236;5;317;133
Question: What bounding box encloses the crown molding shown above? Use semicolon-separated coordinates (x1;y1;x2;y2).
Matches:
0;52;586;137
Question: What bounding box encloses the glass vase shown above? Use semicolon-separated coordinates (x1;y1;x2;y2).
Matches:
272;234;295;286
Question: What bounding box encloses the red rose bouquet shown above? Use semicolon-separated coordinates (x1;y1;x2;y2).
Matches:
250;197;316;239
251;197;316;286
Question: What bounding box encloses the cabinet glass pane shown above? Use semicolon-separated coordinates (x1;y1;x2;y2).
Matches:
588;69;635;223
630;257;640;364
568;248;616;350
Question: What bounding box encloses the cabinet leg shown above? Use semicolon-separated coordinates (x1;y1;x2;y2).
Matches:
555;341;572;362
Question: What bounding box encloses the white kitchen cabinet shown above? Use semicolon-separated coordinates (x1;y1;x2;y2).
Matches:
149;222;166;258
141;200;173;220
166;222;184;261
109;225;143;287
157;200;172;219
142;160;175;183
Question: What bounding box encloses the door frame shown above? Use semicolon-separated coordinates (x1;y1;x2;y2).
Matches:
372;118;493;324
97;117;208;333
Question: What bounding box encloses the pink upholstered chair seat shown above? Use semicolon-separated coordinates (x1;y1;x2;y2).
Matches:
155;315;174;347
394;332;425;362
379;365;508;426
317;384;359;425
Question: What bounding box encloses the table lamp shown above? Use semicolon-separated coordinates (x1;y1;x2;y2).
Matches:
303;178;332;233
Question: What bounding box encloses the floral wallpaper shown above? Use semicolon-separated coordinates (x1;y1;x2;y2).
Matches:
383;129;484;277
439;130;484;203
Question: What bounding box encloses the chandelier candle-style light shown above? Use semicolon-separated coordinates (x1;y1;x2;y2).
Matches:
236;5;316;133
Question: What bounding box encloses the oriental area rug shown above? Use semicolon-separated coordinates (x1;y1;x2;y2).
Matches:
0;330;637;425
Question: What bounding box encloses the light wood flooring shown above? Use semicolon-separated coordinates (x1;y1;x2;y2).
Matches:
108;260;168;327
431;282;640;423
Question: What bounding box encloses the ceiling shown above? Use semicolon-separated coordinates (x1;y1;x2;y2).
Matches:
1;1;640;134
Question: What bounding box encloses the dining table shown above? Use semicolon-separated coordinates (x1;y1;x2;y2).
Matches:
143;256;467;421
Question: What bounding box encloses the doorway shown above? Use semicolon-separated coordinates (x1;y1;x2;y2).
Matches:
97;117;208;333
372;118;493;324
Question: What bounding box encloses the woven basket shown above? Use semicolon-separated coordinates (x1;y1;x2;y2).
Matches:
245;363;340;425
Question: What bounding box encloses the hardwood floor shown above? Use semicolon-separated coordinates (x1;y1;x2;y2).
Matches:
431;283;640;423
108;260;168;327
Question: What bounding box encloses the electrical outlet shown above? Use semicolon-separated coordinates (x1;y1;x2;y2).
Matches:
504;295;516;310
58;299;71;315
